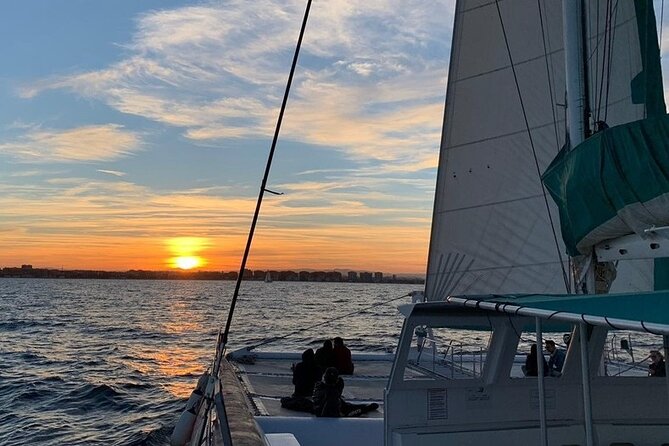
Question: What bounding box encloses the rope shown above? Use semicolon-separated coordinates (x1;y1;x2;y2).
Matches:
243;292;411;350
495;0;570;293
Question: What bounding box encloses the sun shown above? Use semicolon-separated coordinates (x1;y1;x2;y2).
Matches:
174;256;202;270
166;237;210;270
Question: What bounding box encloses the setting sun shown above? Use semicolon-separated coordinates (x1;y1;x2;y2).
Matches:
174;256;202;270
166;237;210;270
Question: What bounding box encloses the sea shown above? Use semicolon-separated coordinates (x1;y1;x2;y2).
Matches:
1;278;660;445
0;278;423;445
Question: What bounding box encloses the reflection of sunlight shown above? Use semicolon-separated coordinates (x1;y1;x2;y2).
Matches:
121;300;208;398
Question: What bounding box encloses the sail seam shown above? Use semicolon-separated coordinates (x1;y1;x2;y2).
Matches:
436;194;545;214
427;260;568;275
494;0;570;292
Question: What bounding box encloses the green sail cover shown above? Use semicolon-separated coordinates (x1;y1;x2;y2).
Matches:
542;114;669;256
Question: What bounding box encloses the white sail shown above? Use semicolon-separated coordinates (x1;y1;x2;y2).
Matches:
426;0;663;299
426;0;569;299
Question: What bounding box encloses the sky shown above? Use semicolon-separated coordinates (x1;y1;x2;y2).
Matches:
0;0;456;274
2;1;669;275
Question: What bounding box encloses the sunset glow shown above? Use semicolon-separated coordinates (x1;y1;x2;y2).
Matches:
167;238;209;270
174;256;202;270
0;1;468;275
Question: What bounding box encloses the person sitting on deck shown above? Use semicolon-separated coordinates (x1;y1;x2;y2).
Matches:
333;336;354;375
292;348;322;397
545;340;565;376
312;367;378;417
649;350;666;377
315;339;336;371
523;343;548;377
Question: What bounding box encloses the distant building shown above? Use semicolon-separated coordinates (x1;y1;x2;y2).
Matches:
253;270;266;281
374;272;383;283
299;271;310;281
325;271;342;282
359;272;373;282
347;271;357;282
21;264;33;269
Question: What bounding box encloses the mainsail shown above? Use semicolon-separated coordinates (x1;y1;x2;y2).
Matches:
426;0;568;299
426;0;666;300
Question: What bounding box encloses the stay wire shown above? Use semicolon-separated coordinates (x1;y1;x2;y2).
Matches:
218;0;313;358
536;0;561;154
244;292;412;351
495;0;570;293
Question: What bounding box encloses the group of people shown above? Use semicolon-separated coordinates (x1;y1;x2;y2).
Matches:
523;339;566;377
282;337;378;417
523;336;668;378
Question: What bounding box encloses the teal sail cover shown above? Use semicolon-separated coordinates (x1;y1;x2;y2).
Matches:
541;0;669;260
542;114;669;256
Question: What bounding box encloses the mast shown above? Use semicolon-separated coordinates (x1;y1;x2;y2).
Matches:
563;0;588;148
562;0;595;294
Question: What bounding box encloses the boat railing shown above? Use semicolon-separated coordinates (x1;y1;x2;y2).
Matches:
412;336;486;379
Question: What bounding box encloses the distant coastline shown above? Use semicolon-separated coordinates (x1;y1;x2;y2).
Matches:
0;264;424;284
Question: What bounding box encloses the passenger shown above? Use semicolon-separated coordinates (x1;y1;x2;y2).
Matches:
545;340;565;376
312;367;378;417
292;348;322;397
649;350;666;377
333;336;354;375
315;339;335;371
523;344;549;377
563;333;571;348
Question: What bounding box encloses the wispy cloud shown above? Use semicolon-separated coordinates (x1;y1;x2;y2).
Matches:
0;124;142;162
0;174;431;271
97;169;126;177
20;0;453;168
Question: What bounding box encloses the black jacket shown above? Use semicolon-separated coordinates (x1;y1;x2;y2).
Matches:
312;377;344;417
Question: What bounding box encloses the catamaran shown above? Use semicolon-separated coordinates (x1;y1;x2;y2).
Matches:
172;0;669;445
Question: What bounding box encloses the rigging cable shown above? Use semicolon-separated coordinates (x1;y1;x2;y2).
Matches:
662;0;666;55
495;0;570;293
536;0;561;155
242;292;412;351
218;0;313;355
195;4;313;442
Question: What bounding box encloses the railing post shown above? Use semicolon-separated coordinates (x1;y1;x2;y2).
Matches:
579;323;594;446
536;317;548;446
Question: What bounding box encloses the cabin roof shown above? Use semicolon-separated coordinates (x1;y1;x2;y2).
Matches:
407;290;669;334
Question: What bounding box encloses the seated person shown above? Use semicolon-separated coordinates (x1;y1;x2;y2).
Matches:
312;367;378;417
333;336;354;375
315;339;336;371
545;340;565;376
649;350;666;377
523;343;548;377
292;348;322;397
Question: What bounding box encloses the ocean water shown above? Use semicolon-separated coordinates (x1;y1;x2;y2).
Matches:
0;278;420;445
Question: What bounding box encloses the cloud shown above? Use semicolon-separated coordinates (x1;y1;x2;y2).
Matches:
97;169;126;177
0;173;432;271
0;124;142;162
20;0;454;168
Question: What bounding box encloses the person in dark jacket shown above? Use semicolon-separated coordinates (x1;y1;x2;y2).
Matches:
312;367;344;417
314;339;335;371
649;350;666;377
523;343;549;377
312;367;378;417
333;337;354;375
292;348;322;397
545;340;565;376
